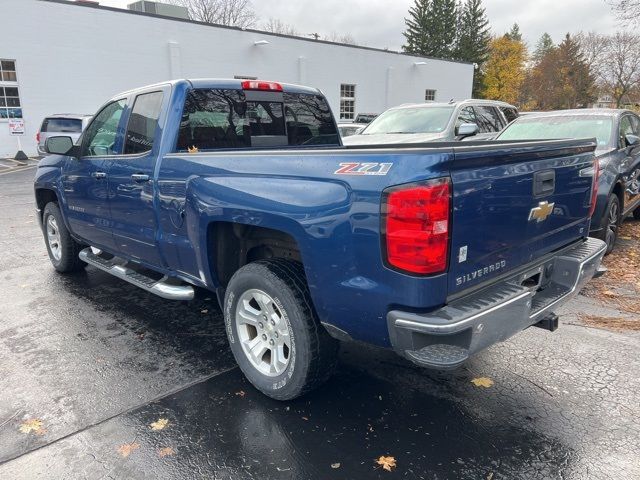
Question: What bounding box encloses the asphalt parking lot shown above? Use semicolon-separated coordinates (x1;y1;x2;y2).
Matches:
1;167;639;479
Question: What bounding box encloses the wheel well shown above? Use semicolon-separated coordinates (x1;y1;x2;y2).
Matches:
208;222;302;286
35;189;59;214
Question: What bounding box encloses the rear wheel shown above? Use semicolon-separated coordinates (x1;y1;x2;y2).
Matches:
42;202;85;273
224;259;338;400
596;195;620;255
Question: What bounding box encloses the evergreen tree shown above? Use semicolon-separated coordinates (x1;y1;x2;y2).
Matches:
532;33;555;64
403;0;431;55
504;23;522;41
403;0;458;58
524;33;596;109
555;33;596;108
455;0;491;96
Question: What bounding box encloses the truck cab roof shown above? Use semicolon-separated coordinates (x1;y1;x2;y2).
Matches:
113;78;322;99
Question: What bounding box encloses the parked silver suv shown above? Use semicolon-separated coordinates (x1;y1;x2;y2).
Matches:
36;114;92;156
343;99;518;145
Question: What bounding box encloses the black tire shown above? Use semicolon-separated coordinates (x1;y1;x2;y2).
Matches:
42;202;86;273
594;195;621;255
224;259;338;400
634;205;640;220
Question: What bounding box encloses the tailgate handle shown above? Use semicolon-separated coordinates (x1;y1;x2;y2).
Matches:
533;170;555;196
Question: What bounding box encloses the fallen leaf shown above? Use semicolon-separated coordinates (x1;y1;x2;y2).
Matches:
331;463;341;469
235;390;245;397
118;442;140;458
471;377;494;388
201;309;208;314
302;416;309;421
602;290;618;298
19;419;45;435
158;447;175;457
150;418;169;431
375;455;397;472
487;473;494;480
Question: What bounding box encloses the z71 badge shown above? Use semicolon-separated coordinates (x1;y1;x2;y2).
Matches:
334;162;392;176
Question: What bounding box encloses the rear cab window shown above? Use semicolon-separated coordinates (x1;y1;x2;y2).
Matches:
176;87;339;152
41;117;83;133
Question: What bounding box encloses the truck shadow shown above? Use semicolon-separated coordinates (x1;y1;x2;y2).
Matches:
38;266;582;479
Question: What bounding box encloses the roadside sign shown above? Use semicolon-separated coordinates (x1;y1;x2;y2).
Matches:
9;118;25;135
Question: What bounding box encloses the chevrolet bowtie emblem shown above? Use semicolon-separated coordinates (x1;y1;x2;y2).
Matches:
529;201;555;222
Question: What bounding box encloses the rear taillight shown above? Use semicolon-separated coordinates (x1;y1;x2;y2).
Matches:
36;131;40;143
241;80;283;92
588;159;600;217
382;178;451;275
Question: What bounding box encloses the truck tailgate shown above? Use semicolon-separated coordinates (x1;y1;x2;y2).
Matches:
447;139;596;296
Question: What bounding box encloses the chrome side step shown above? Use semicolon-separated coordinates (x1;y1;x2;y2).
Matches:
79;248;194;301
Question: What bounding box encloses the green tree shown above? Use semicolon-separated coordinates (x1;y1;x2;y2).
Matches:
403;0;430;55
555;33;596;108
504;23;522;41
454;0;491;96
524;33;596;109
403;0;458;58
532;32;555;64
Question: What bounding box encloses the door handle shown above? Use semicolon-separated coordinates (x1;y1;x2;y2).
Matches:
131;173;150;182
91;171;107;179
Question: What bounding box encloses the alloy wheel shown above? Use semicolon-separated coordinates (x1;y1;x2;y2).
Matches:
235;289;291;377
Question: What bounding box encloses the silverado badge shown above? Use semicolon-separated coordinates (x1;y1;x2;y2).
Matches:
528;201;555;223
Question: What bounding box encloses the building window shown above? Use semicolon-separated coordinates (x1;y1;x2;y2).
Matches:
340;84;356;120
425;89;436;102
0;59;21;120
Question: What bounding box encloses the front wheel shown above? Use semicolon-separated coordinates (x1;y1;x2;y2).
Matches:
42;202;86;273
224;259;338;400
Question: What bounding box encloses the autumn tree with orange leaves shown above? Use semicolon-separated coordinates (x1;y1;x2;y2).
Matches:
482;35;527;105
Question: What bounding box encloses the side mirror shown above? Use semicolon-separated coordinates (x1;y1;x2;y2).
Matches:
625;134;640;147
457;123;478;138
45;136;74;155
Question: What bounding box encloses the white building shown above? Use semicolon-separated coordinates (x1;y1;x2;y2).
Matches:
1;0;474;157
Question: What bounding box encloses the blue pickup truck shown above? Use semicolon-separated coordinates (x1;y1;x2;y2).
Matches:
35;79;606;400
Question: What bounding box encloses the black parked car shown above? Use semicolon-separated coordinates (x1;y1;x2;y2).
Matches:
498;109;640;253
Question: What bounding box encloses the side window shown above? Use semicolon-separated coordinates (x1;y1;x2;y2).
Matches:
630;115;640;136
474;106;503;133
456;106;477;130
500;107;518;124
619;115;635;147
284;92;339;146
124;91;163;154
81;100;126;157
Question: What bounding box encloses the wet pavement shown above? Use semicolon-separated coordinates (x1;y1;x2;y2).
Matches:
1;167;639;479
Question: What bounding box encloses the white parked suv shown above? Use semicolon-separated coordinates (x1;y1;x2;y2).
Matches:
343;100;518;145
36;114;92;156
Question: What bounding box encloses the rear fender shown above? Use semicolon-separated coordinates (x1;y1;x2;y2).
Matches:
184;174;352;291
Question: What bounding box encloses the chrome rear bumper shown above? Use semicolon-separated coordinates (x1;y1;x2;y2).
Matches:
387;237;607;369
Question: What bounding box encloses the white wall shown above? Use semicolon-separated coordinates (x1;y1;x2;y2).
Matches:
0;0;473;156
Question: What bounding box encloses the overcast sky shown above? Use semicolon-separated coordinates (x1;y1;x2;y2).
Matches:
99;0;622;50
